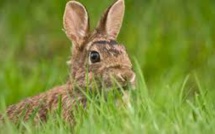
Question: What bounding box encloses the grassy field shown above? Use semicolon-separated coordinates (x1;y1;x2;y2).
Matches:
0;0;215;133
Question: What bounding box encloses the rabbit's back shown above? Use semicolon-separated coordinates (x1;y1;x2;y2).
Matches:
1;84;82;124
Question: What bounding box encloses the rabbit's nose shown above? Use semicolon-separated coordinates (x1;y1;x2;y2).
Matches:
118;71;136;86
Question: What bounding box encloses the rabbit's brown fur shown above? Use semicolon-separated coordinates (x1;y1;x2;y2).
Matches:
1;0;135;124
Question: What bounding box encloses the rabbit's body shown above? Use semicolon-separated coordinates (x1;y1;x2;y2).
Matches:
1;0;135;124
3;84;84;124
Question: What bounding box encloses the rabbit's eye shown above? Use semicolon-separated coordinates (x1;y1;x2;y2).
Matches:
90;51;100;63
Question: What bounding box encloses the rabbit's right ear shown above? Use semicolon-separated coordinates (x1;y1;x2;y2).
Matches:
63;1;89;48
96;0;125;39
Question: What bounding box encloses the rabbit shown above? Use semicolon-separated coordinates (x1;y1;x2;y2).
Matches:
0;0;136;125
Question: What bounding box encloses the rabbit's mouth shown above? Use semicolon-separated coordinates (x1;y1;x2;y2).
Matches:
101;73;136;91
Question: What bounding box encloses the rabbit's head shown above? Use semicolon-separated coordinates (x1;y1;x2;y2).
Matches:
63;0;135;91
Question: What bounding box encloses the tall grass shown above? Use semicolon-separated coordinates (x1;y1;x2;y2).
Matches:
1;64;214;133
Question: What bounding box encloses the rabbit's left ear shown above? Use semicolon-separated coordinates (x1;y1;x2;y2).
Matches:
63;1;89;48
96;0;125;39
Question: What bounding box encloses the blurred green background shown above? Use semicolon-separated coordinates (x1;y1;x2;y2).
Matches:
0;0;214;105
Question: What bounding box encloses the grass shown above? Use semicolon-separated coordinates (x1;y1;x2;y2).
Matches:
0;0;215;133
1;67;214;133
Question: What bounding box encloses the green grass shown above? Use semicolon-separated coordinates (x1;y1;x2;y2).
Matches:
0;0;215;133
1;67;214;133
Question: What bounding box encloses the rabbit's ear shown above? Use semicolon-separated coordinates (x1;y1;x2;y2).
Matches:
96;0;125;39
63;1;89;48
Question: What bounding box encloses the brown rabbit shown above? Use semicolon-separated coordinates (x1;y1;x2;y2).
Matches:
0;0;136;124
